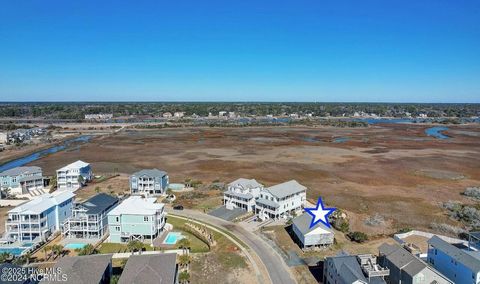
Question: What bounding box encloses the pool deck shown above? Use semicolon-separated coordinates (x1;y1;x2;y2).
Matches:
152;230;175;248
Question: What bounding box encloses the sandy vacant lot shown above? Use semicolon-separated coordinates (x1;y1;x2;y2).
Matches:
25;124;480;235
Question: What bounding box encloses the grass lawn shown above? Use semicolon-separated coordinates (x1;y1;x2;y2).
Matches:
166;216;210;253
97;242;154;254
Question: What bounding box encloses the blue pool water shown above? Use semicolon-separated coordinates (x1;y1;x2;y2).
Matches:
163;232;183;245
425;127;450;139
0;247;26;256
65;243;87;249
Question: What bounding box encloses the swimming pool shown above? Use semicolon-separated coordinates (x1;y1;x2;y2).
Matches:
0;247;26;256
65;243;87;250
163;232;183;245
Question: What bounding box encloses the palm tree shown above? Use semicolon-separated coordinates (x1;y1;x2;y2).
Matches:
52;244;64;258
127;240;143;255
178;271;190;284
50;175;57;192
42;245;51;260
177;238;191;254
178;254;191;269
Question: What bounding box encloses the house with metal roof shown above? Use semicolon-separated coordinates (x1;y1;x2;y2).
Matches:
62;193;119;239
255;180;307;220
223;178;263;212
0;166;45;197
324;252;389;284
56;160;93;190
4;191;75;243
427;235;480;284
118;253;178;284
41;254;113;284
130;169;169;196
291;213;334;249
107;196;166;244
379;242;452;284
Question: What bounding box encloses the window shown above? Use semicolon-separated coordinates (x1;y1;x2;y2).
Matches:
144;216;149;222
115;226;120;231
115;217;119;222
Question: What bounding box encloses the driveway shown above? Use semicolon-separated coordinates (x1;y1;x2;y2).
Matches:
167;207;296;284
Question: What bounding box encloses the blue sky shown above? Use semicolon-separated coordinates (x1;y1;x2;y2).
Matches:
0;1;479;102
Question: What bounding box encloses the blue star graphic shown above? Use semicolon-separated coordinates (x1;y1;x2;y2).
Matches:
304;197;336;229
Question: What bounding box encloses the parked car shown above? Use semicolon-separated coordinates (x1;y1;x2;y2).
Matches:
173;205;184;210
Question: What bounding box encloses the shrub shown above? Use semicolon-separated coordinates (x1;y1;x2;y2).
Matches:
347;231;369;243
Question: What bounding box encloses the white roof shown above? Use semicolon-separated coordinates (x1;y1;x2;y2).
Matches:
266;180;307;199
57;160;90;171
9;191;75;215
108;196;164;216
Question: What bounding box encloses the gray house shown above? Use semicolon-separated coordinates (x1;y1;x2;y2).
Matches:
0;166;45;196
378;243;452;284
118;253;178;284
324;252;389;284
62;193;119;239
291;213;334;249
130;169;169;196
41;254;113;284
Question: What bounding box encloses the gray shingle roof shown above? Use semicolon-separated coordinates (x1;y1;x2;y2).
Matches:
80;193;119;215
292;213;333;235
132;169;167;178
428;235;480;272
228;178;263;189
265;180;306;199
256;198;279;208
118;253;177;284
327;254;386;284
0;166;42;177
225;191;253;200
42;254;112;284
379;243;426;276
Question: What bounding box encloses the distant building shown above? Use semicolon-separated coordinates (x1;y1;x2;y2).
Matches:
223;178;263;211
162;112;173;118
107;196;166;244
119;253;178;284
379;242;452;284
130;169;169;196
324;252;389;284
218;111;227;117
4;191;75;242
291;213;334;249
427;235;480;284
228;111;236;118
63;193;119;239
0;166;45;196
56;160;93;190
42;254;113;284
255;180;306;220
0;132;6;144
84;113;113;120
7;128;46;144
173;112;185;118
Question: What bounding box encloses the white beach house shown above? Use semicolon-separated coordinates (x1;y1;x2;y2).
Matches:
56;160;93;190
223;178;263;212
255;180;307;220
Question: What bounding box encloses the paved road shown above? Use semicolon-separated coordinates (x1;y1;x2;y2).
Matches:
167;208;296;284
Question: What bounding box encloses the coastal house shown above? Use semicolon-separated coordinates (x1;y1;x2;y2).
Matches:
0;166;45;196
324;252;389;284
56;160;93;190
255;180;307;220
427;235;480;284
130;169;169;196
42;254;113;284
223;178;263;212
0;132;6;144
291;213;334;249
379;242;452;284
62;193;119;239
118;253;178;284
4;191;75;242
107;196;166;244
84;113;113;120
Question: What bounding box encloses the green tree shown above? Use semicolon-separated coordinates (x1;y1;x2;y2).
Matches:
347;231;369;243
127;240;144;255
178;271;190;284
42;245;51;260
178;254;191;269
78;175;85;185
50;175;57;191
177;238;191;254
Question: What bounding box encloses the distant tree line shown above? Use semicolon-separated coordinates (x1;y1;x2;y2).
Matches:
0;102;479;119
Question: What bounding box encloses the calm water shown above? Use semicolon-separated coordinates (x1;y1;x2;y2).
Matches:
333;137;350;143
425;127;450;139
0;135;92;172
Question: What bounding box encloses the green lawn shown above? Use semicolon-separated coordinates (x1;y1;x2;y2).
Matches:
166;216;210;253
97;242;154;254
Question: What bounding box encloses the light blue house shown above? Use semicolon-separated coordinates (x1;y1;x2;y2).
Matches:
0;166;45;196
4;191;75;242
427;235;480;284
130;169;169;196
107;196;166;244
